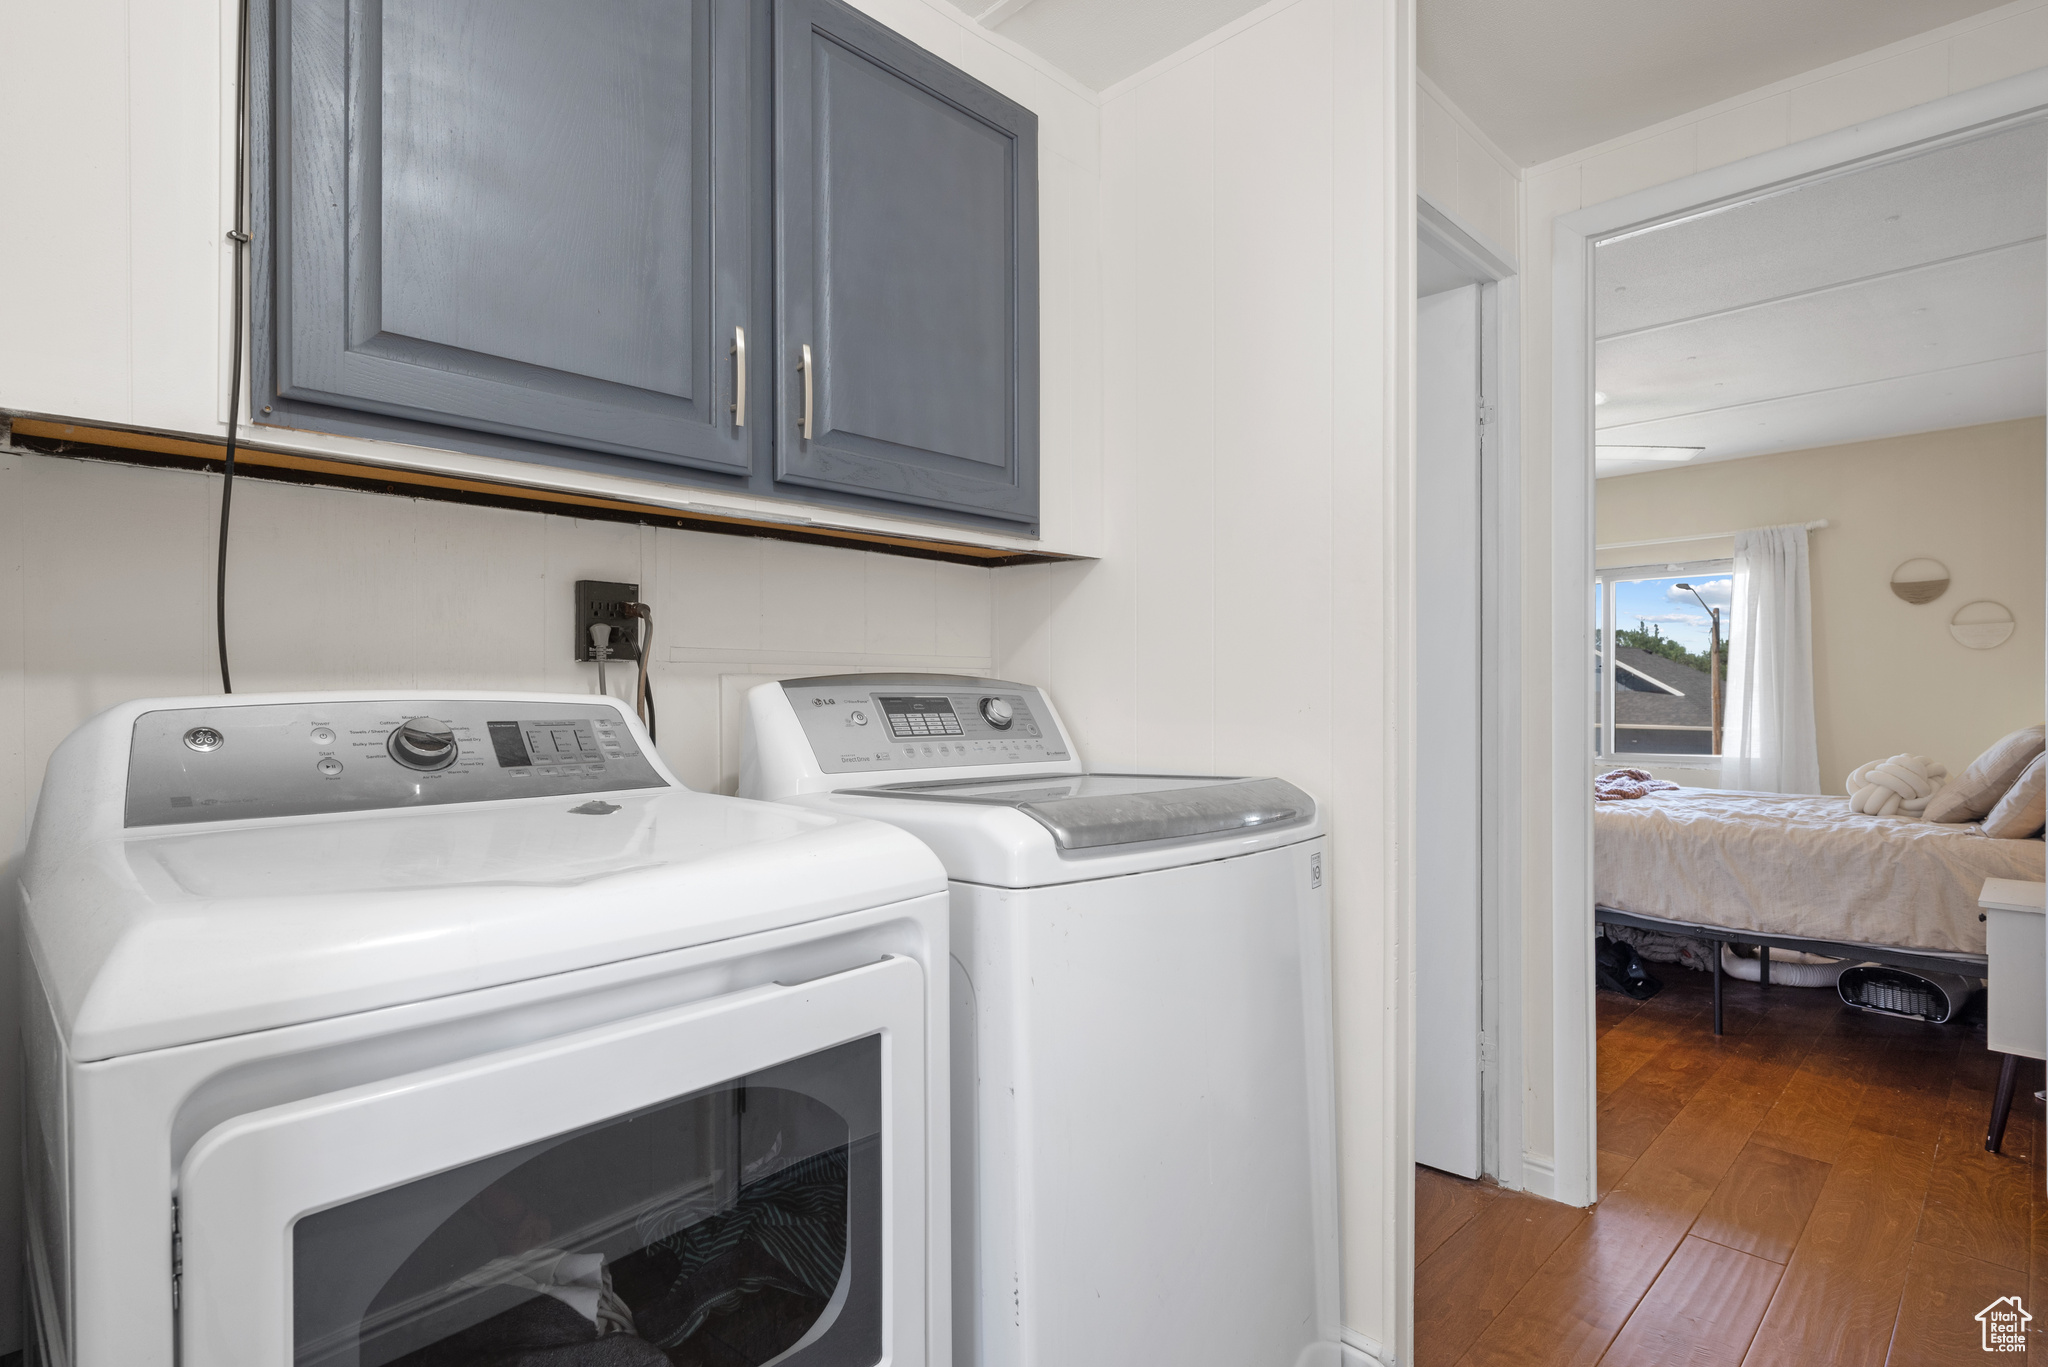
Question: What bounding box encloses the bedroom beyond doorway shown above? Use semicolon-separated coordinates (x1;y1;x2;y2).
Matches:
1567;78;2048;1367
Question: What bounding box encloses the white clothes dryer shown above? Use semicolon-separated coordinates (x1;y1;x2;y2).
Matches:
740;675;1340;1367
20;692;951;1367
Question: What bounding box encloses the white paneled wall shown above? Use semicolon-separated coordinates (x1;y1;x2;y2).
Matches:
1512;0;2048;1181
0;450;995;831
993;0;1409;1354
1417;75;1519;261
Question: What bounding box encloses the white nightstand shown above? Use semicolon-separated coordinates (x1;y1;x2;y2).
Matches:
1980;876;2046;1155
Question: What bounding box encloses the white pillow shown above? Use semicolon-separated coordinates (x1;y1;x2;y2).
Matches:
1983;753;2048;840
1924;724;2045;823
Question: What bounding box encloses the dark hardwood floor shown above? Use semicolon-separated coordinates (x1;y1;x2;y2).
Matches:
1416;964;2048;1366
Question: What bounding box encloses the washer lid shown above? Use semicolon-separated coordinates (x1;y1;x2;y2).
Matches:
32;788;946;1061
21;691;949;1060
856;774;1314;851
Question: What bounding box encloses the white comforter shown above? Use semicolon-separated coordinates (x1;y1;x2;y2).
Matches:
1595;787;2045;955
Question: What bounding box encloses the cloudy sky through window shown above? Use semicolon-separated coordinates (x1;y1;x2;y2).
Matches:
1611;575;1732;655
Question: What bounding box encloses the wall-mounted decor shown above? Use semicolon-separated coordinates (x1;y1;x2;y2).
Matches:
1950;599;2015;650
1890;557;1950;604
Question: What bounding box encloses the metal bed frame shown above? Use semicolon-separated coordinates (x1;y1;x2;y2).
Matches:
1594;905;1987;1036
1593;906;2022;1152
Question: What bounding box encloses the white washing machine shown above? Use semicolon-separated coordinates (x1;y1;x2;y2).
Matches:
19;691;951;1367
739;676;1340;1367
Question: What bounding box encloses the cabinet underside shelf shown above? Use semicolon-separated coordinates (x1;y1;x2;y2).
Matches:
3;417;1086;569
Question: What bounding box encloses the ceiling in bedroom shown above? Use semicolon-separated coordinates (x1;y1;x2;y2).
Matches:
941;0;1269;90
1593;120;2047;480
1419;0;2015;166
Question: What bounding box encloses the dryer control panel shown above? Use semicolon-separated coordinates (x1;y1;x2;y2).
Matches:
780;676;1073;776
124;699;667;827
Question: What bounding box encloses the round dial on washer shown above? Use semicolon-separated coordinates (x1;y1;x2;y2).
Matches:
980;697;1015;729
387;717;459;771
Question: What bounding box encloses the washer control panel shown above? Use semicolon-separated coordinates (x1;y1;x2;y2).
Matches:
125;700;667;827
781;676;1072;775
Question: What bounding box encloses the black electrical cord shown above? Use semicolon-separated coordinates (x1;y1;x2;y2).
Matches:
628;604;657;743
217;0;253;694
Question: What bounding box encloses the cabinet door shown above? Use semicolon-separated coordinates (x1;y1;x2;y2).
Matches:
773;0;1039;527
271;0;749;473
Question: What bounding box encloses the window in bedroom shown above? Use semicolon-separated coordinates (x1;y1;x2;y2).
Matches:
1594;561;1731;758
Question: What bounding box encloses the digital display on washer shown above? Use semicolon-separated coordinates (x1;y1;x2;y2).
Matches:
878;696;964;739
487;722;532;767
488;719;621;770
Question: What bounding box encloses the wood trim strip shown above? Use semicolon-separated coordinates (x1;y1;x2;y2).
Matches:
4;416;1086;568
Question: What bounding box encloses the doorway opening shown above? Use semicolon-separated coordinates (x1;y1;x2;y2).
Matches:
1547;80;2048;1209
1542;78;2048;1351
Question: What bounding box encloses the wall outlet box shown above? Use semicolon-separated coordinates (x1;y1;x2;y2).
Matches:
575;580;642;663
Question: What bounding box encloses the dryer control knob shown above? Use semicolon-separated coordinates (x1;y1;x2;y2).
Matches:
980;697;1015;729
388;716;459;771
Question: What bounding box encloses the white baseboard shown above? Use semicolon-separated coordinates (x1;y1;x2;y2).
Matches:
1521;1150;1557;1200
1341;1328;1393;1366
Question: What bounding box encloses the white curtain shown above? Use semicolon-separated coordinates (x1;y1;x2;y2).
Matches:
1722;523;1822;793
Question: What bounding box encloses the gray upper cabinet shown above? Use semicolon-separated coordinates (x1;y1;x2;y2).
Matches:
259;0;1039;531
269;0;750;474
772;0;1039;526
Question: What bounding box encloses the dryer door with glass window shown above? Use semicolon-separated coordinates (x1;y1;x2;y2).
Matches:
177;957;925;1367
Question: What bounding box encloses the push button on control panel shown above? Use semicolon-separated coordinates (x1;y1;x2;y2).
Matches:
317;757;343;777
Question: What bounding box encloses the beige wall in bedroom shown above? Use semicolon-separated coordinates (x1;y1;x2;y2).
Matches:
1597;417;2045;793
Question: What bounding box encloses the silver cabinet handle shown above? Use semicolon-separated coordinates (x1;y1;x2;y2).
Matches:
730;326;746;428
799;343;814;440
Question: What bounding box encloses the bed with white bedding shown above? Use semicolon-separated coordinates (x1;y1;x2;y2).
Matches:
1595;787;2044;959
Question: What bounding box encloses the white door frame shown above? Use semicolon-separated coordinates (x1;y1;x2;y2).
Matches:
1547;68;2048;1209
1419;196;1525;1191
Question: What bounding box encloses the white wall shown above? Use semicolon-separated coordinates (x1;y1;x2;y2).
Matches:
0;0;1106;556
0;452;1000;813
1417;75;1519;262
1514;0;2048;1187
990;0;1413;1356
1598;419;2046;791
